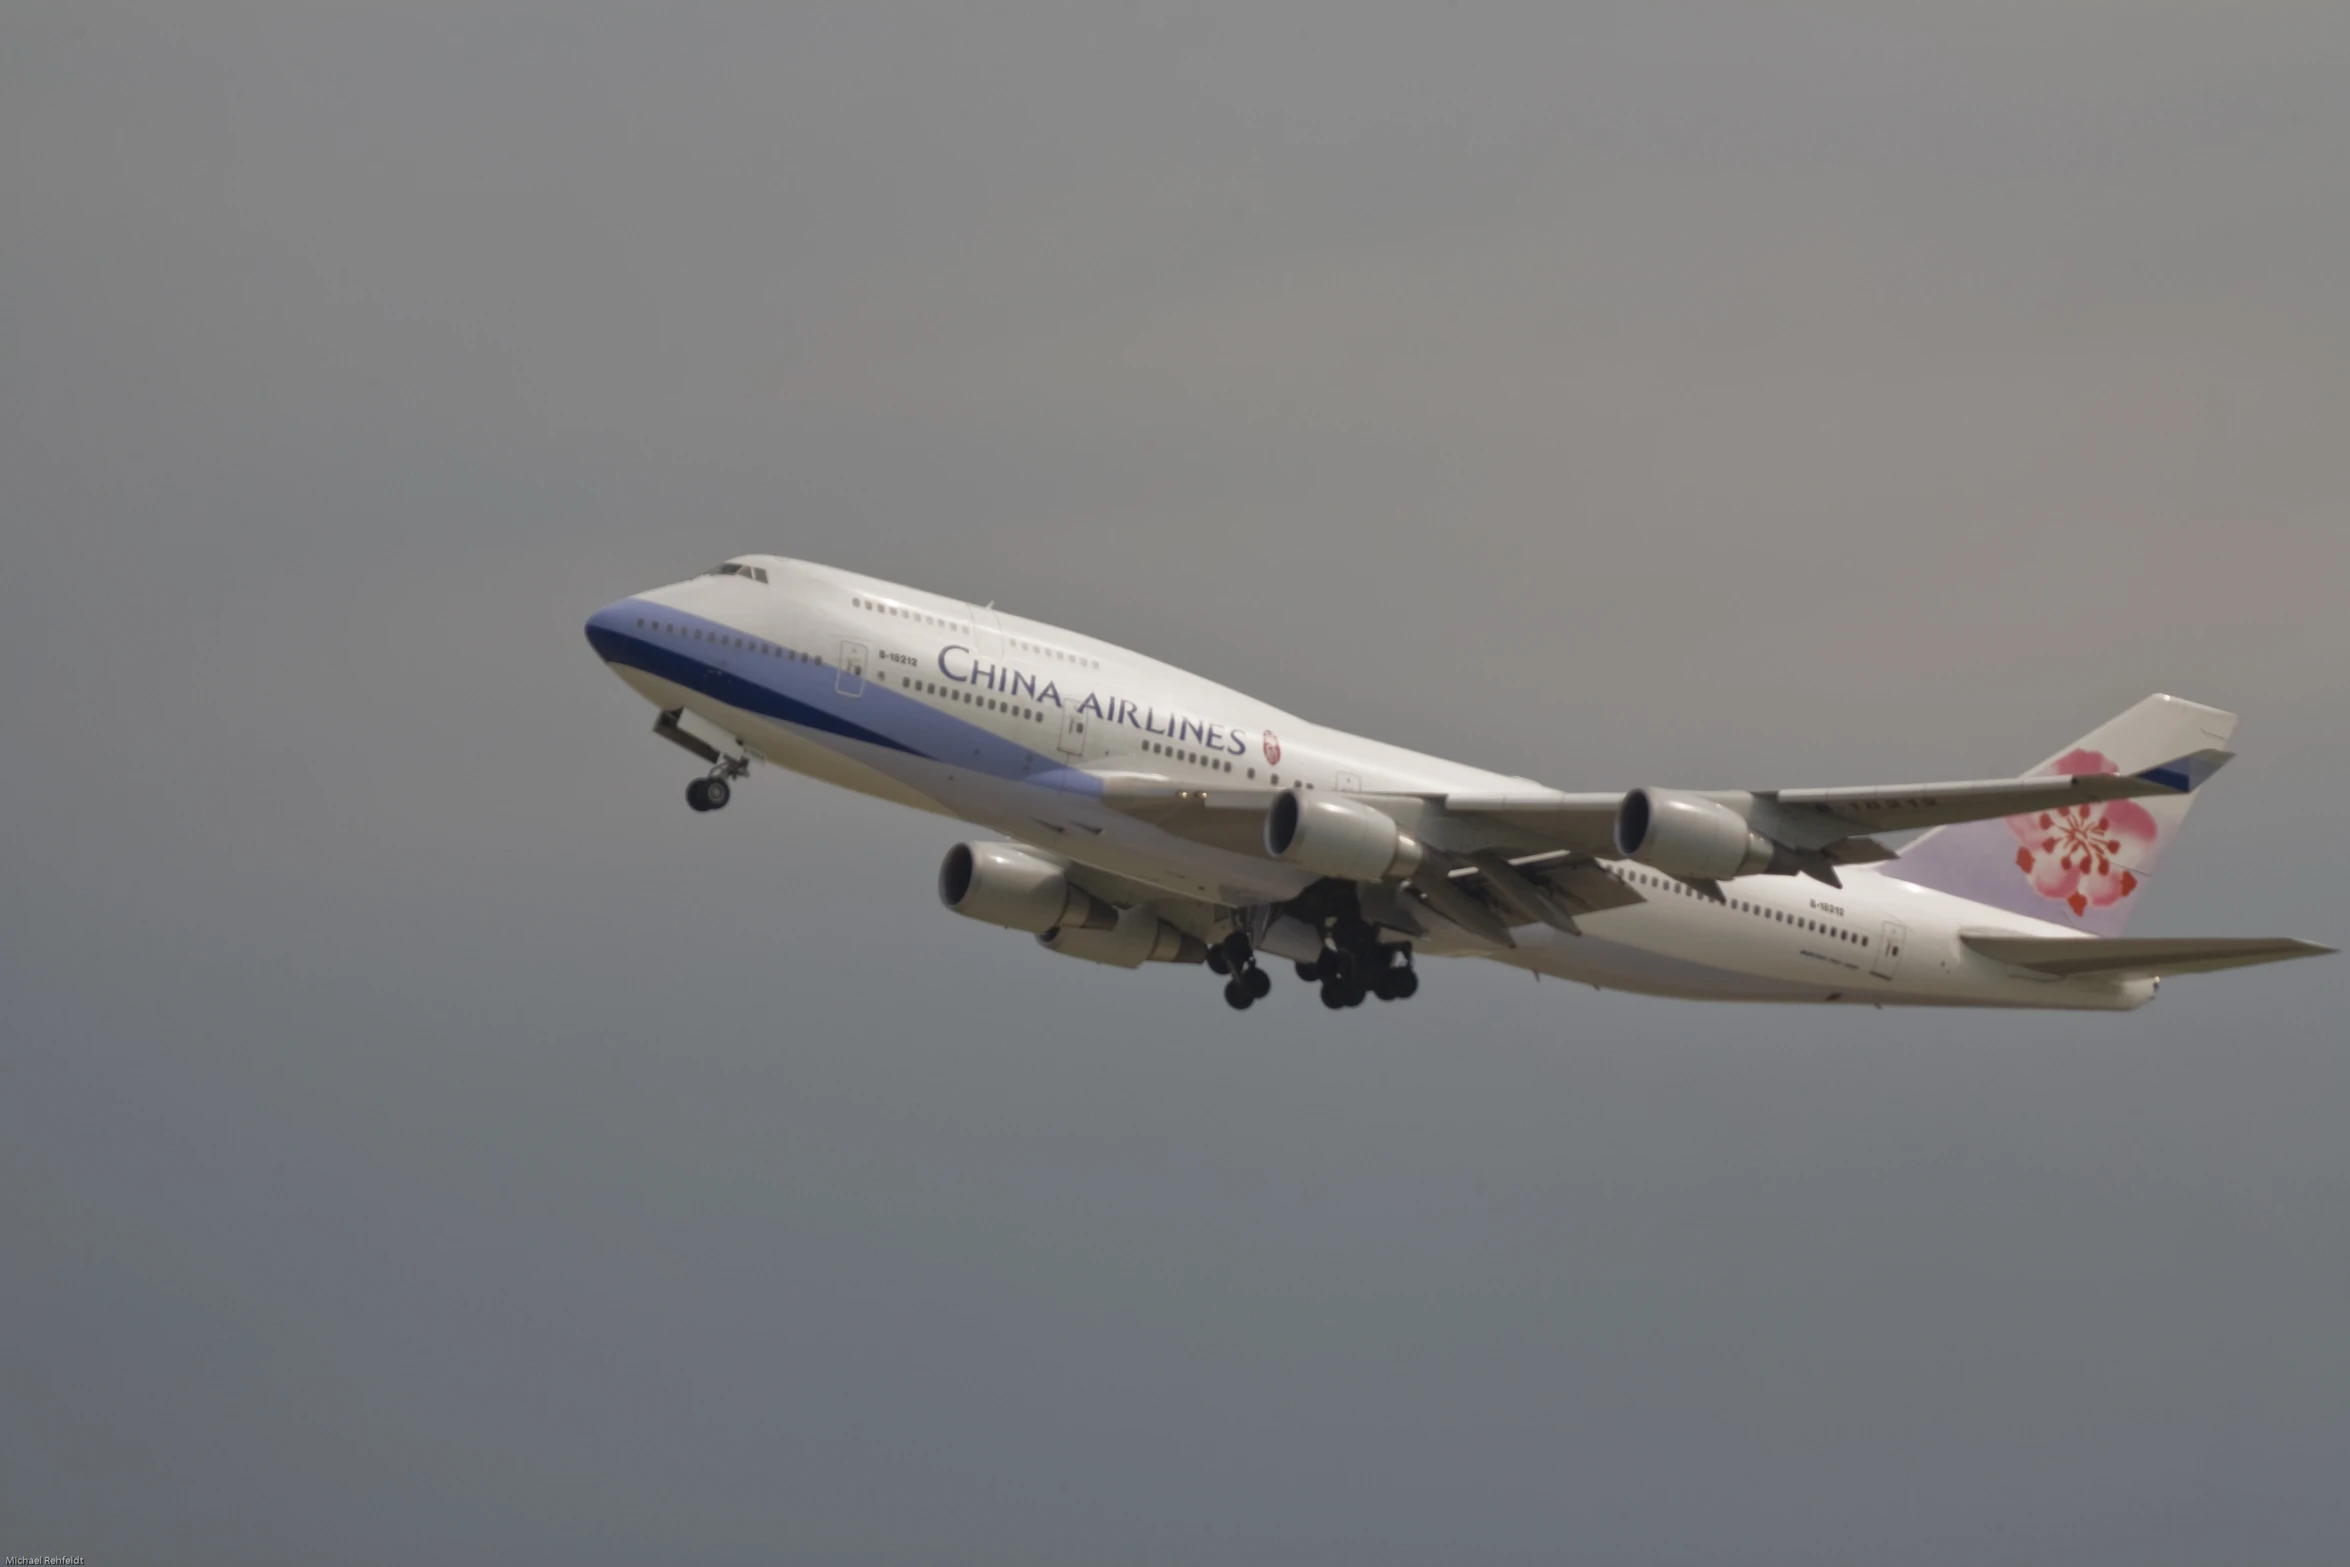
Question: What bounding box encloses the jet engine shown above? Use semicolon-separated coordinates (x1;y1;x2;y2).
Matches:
1613;788;1775;880
1039;904;1208;968
938;841;1116;934
1263;792;1423;882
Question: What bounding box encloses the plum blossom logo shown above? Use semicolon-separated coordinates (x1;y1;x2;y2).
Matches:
2007;748;2160;918
1262;730;1282;766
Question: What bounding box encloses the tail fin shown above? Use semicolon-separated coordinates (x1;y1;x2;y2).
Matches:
1884;694;2238;935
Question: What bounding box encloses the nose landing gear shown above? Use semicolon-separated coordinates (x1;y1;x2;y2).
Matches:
684;755;749;812
656;709;752;815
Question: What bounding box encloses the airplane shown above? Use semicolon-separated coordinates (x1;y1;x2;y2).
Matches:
585;556;2330;1013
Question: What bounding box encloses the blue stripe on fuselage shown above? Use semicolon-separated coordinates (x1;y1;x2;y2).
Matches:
585;599;1088;790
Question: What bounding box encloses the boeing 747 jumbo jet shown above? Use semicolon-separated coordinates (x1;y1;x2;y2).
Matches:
586;558;2329;1012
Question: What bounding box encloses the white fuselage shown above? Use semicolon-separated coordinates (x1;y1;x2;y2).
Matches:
587;557;2151;1011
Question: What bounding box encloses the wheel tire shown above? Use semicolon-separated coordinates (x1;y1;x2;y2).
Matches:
1319;982;1348;1010
685;778;711;811
1371;971;1400;1002
1322;949;1356;982
1246;965;1272;999
1223;978;1254;1011
1294;960;1322;984
702;776;731;811
1207;947;1231;977
1221;932;1254;967
1393;968;1420;999
1344;982;1369;1008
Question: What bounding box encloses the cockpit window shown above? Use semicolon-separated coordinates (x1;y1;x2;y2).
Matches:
701;562;771;584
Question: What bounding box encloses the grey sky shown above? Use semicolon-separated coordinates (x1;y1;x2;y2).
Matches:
4;5;2346;1562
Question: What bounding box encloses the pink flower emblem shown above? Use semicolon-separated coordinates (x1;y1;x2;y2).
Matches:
2006;748;2161;919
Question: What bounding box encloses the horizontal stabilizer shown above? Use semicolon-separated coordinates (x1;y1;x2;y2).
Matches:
1961;932;2334;978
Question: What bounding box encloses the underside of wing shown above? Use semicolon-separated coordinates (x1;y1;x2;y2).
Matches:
1961;933;2335;978
1426;792;1624;857
1402;850;1649;947
1093;775;1285;856
1090;739;2234;894
1762;748;2234;842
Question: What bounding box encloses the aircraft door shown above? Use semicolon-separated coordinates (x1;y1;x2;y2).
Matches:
836;639;867;697
1058;708;1089;760
1871;920;1908;980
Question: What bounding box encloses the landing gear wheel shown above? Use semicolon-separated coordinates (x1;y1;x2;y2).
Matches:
1245;965;1272;1000
1319;981;1348;1010
1392;968;1419;999
1207;946;1232;977
1371;970;1401;1002
700;776;731;811
1294;960;1322;984
1223;977;1254;1011
685;777;713;812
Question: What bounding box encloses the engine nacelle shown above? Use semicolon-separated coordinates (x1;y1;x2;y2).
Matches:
1038;904;1208;968
1613;788;1776;880
938;841;1115;934
1263;792;1423;882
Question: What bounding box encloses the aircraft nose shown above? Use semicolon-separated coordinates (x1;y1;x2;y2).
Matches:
584;600;640;662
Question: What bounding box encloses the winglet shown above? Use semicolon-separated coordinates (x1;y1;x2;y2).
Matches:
2131;748;2234;793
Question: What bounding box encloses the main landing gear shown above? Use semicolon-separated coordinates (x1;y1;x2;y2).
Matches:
1209;917;1419;1013
1207;933;1275;1011
1298;933;1418;1009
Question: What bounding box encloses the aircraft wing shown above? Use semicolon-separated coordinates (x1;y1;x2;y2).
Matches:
1093;777;1286;857
1960;932;2335;978
1438;746;2234;861
1086;762;2303;968
1093;747;2233;901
